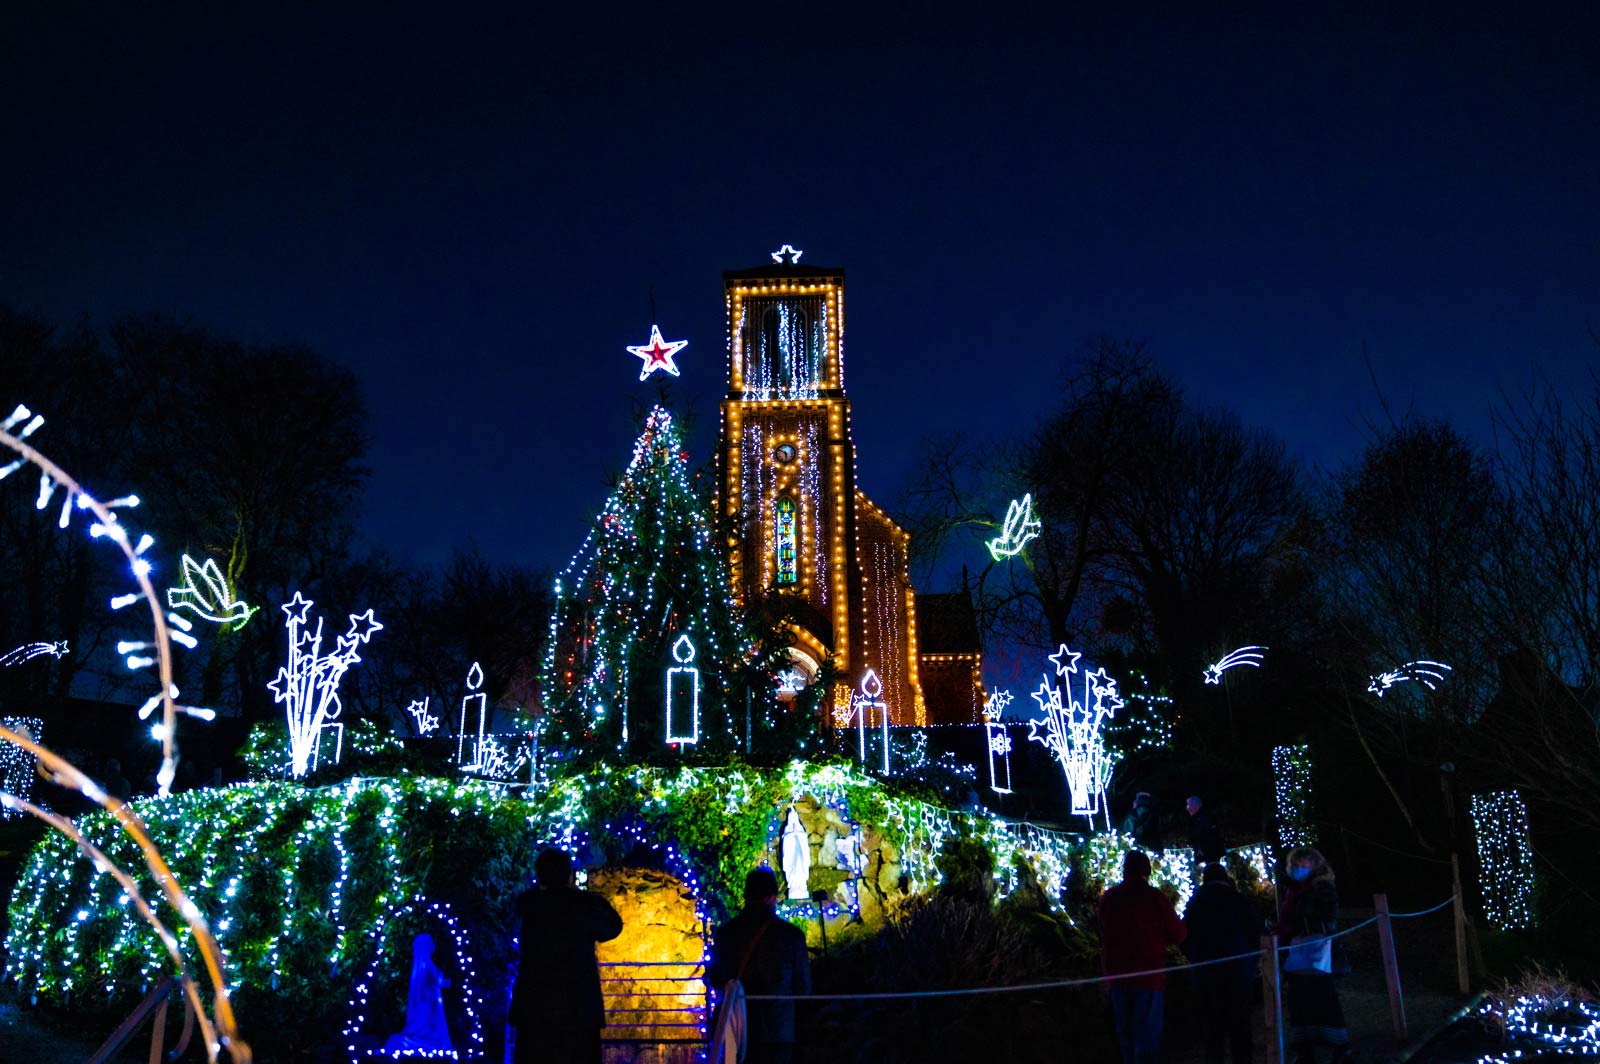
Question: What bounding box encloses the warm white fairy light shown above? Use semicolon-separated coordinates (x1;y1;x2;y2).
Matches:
167;554;259;631
267;593;381;779
985;493;1042;561
665;634;701;745
1027;644;1122;828
1203;645;1267;684
1368;659;1452;697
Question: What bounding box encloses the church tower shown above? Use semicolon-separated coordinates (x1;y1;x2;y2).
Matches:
716;249;929;725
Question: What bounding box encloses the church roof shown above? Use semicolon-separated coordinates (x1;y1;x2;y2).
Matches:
723;263;844;283
916;591;982;655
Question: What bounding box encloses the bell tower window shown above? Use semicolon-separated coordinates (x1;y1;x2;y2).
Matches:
774;496;798;586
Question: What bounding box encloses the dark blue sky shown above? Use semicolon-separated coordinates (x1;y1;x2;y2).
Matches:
4;6;1595;578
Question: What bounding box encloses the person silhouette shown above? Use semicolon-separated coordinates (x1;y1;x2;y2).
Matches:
508;849;623;1064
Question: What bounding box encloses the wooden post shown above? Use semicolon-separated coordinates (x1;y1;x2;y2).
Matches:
1261;933;1285;1064
1374;894;1408;1043
1451;853;1470;994
145;994;168;1064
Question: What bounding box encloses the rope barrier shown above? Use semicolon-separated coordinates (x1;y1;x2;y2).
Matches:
740;898;1454;1003
1388;897;1456;919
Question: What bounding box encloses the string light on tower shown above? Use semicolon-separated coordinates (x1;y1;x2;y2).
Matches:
665;634;701;746
1367;660;1452;697
1203;646;1266;685
167;554;259;631
267;592;382;779
985;493;1042;561
1470;789;1536;930
626;324;689;381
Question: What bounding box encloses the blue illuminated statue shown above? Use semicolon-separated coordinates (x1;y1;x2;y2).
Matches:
382;932;454;1055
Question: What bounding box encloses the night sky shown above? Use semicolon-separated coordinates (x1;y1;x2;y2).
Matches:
4;6;1595;579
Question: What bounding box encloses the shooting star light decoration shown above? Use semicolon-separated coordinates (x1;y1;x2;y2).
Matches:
267;592;382;778
1368;660;1453;697
982;689;1014;795
1026;644;1123;828
166;554;258;631
0;641;68;668
986;493;1042;561
1203;645;1267;685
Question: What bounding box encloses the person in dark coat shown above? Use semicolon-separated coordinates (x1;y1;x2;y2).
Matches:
1187;796;1225;864
1277;847;1348;1063
1099;850;1187;1064
706;867;811;1064
1121;791;1160;849
508;849;624;1064
1183;863;1260;1064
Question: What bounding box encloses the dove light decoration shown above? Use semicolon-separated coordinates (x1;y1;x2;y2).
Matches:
1367;659;1452;697
268;592;382;778
982;689;1014;795
986;493;1042;561
1203;645;1267;685
167;554;259;631
1026;644;1123;827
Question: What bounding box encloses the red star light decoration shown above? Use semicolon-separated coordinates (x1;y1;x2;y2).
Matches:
627;324;688;381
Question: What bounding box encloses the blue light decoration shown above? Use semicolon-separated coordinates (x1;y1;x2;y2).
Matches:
1368;659;1452;697
764;794;865;925
1026;644;1122;829
1476;994;1600;1063
343;898;485;1063
1203;645;1266;685
986;493;1042;561
982;690;1014;795
626;324;689;381
665;634;701;745
1471;789;1536;931
773;496;798;585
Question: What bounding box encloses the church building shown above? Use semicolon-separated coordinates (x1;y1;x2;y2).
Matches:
715;250;985;727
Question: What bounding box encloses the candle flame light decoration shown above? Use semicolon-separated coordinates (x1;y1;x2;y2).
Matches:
0;403;251;1062
985;492;1042;561
665;634;701;745
847;668;891;774
1203;645;1266;685
1026;644;1123;829
456;662;487;769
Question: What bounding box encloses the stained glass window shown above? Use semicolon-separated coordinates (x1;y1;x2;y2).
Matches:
774;496;798;585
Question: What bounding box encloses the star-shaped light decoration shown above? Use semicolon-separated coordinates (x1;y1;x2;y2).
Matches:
406;697;440;736
770;243;803;264
281;591;314;626
1048;644;1081;678
346;608;384;645
626;324;689;381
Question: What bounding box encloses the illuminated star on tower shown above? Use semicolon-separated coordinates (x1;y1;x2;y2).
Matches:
626;324;689;381
770;243;803;264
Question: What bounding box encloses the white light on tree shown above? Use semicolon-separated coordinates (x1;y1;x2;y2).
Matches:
456;662;487;768
1027;644;1122;828
1203;645;1266;685
0;716;43;819
665;634;701;745
166;554;259;630
983;690;1014;795
1271;743;1316;850
1471;789;1536;930
1368;659;1452;697
626;324;689;381
267;592;382;779
0;641;68;668
985;493;1042;561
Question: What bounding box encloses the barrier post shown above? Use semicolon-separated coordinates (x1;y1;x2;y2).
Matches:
1451;853;1470;993
1374;894;1407;1043
1261;933;1284;1064
145;994;168;1064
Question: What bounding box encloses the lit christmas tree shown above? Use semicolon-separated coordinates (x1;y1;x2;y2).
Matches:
540;407;752;757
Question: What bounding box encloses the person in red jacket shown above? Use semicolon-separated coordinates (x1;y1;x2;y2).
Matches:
1099;850;1187;1064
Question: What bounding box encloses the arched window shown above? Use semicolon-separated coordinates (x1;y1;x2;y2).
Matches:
774;496;798;585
